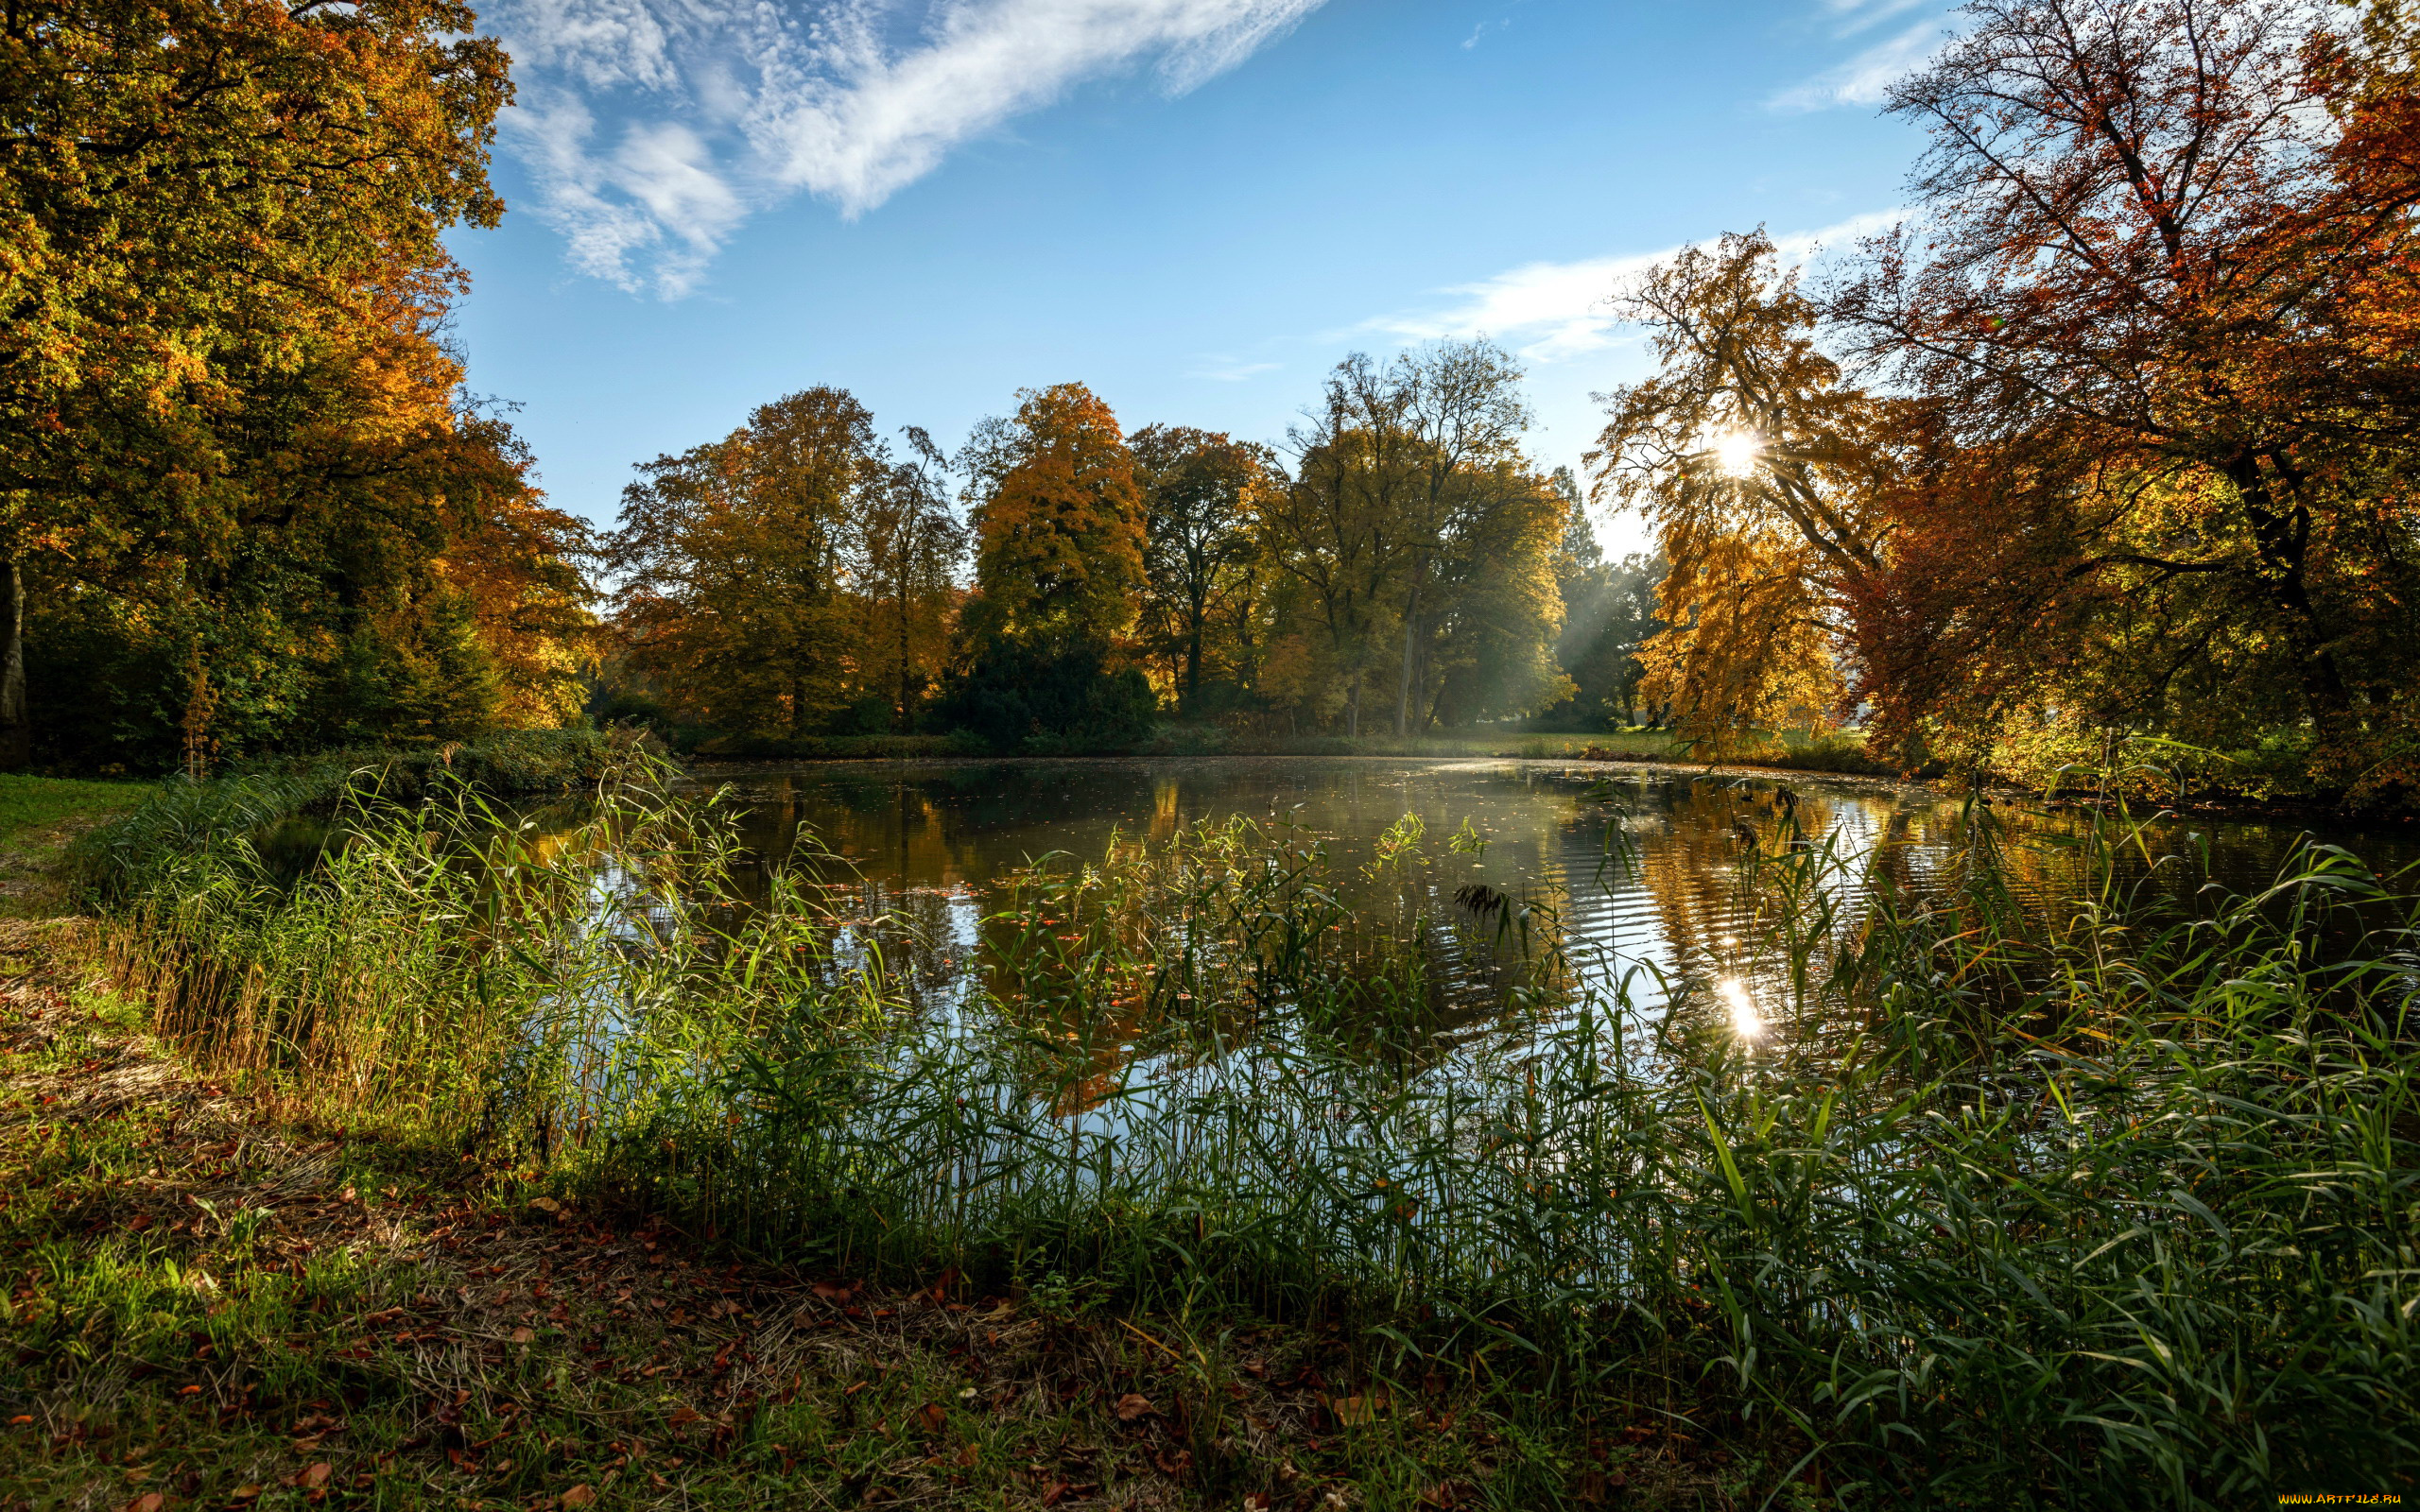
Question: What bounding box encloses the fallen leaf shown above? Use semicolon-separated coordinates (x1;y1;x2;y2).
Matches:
1326;1390;1388;1426
230;1487;263;1503
300;1463;333;1488
1114;1393;1154;1423
1154;1447;1195;1476
123;1497;164;1512
953;1441;980;1468
1041;1483;1070;1507
913;1401;946;1434
528;1196;561;1214
667;1406;702;1427
510;1327;535;1344
560;1488;597;1508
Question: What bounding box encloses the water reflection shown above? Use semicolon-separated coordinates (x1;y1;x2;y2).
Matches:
670;757;2418;1049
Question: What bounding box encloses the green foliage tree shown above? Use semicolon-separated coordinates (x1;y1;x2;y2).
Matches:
1130;423;1273;713
1544;484;1664;729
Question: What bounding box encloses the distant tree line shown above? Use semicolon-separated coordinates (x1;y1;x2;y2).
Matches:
594;348;1665;751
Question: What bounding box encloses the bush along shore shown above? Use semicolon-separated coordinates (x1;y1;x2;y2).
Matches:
5;750;2414;1508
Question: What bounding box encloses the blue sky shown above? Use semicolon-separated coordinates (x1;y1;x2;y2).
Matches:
450;0;1952;553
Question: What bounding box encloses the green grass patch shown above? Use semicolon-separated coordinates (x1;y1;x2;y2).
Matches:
0;773;156;850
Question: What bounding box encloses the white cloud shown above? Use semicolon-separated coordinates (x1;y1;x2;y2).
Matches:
1370;210;1905;365
492;0;1327;296
1769;16;1947;112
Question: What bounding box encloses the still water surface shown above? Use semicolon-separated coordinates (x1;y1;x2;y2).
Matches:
678;758;2411;1034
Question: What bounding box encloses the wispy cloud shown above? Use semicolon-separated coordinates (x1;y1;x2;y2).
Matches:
493;0;1328;297
1819;0;1931;38
1189;358;1282;382
1770;6;1948;112
1368;211;1904;365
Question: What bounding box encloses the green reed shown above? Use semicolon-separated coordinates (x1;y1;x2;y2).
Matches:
81;752;2420;1504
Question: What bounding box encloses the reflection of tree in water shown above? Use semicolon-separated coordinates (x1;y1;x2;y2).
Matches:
612;760;2420;1070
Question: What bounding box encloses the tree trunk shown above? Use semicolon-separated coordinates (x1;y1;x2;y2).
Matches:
1346;671;1362;739
898;584;912;731
1183;605;1203;714
2226;454;2349;716
1394;558;1426;737
0;556;26;770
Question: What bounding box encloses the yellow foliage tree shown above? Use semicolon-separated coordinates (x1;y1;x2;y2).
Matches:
1590;231;1896;750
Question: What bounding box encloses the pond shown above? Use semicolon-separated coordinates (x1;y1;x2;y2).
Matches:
678;756;2415;1044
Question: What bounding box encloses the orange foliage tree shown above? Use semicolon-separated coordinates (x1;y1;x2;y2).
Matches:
959;384;1146;652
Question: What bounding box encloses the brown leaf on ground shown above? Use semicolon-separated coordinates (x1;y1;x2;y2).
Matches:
1114;1392;1153;1422
912;1401;945;1434
560;1486;597;1508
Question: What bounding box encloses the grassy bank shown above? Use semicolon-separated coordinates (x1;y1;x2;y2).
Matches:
22;756;2420;1505
67;730;618;906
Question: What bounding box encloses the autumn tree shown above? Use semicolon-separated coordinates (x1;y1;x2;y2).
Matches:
1;0;514;766
607;388;887;738
1592;232;1899;749
960;384;1147;650
945;384;1154;748
1830;0;2420;782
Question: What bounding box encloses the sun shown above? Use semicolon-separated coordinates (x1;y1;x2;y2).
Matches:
1708;430;1761;479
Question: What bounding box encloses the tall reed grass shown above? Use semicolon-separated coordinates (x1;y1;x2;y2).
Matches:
80;751;2418;1503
